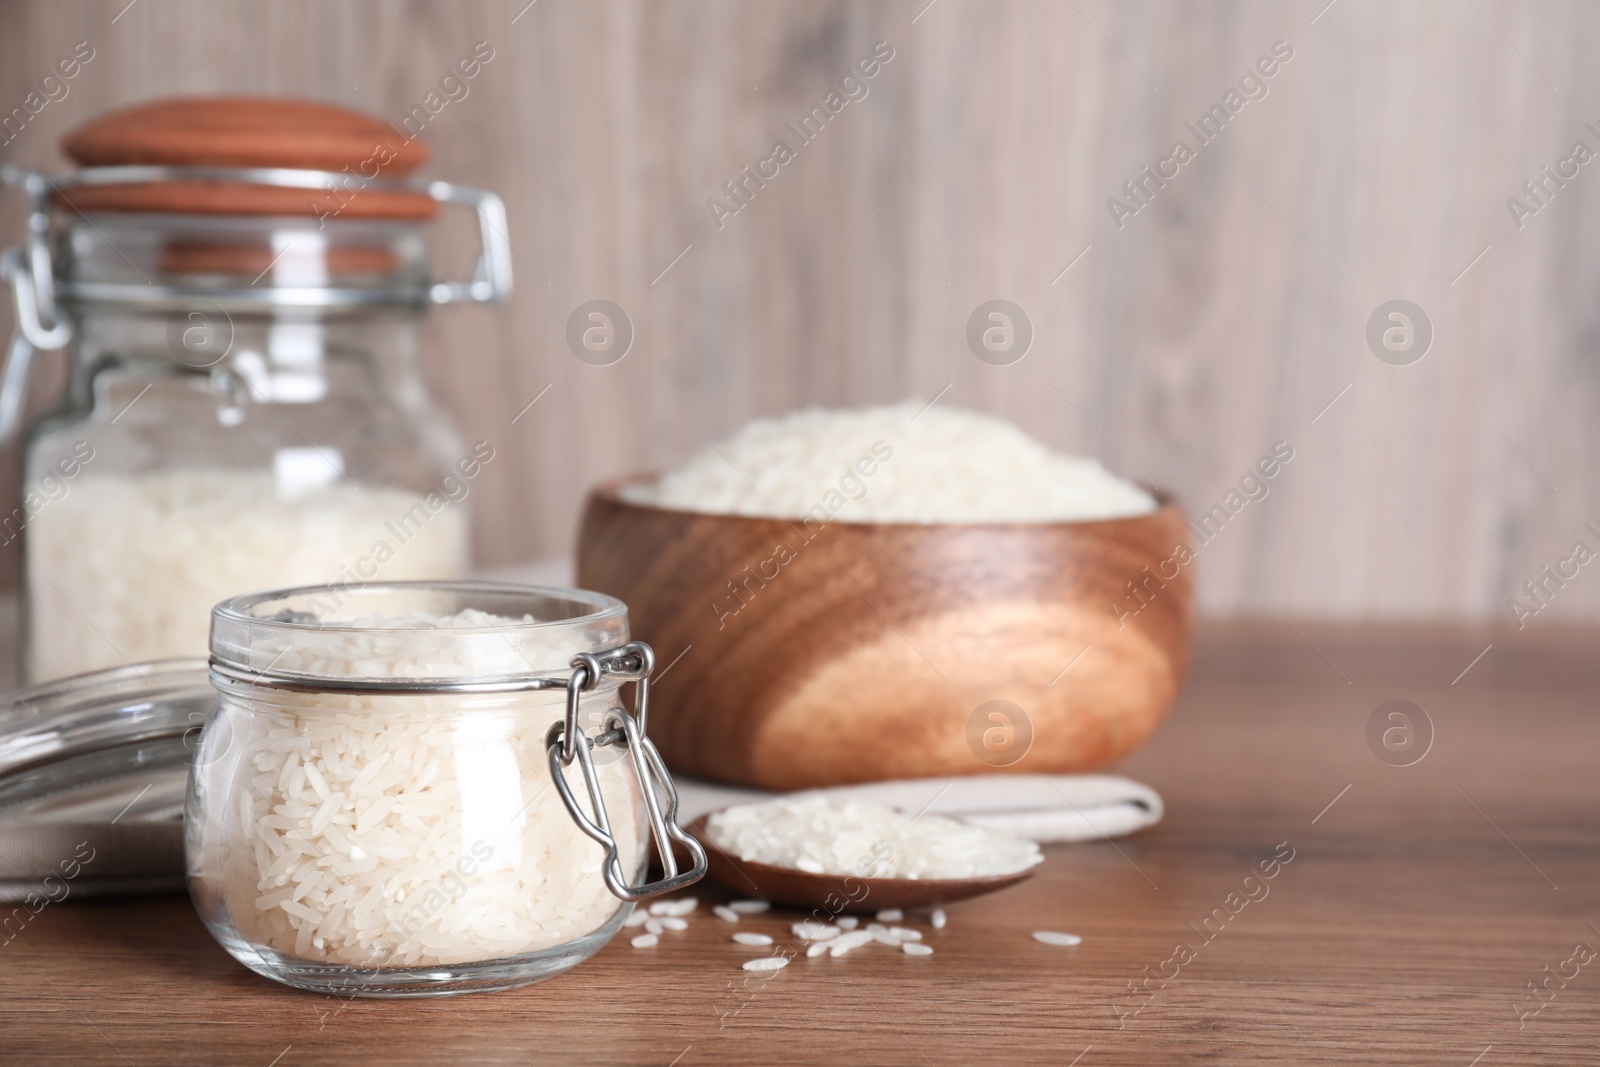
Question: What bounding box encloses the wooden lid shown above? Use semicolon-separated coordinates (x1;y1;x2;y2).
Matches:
57;97;437;219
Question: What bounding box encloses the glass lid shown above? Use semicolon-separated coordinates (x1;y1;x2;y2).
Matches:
0;659;211;902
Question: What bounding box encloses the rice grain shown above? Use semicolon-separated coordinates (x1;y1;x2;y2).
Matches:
1033;931;1083;947
742;956;789;972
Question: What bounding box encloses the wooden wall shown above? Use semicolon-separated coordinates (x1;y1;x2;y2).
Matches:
1;0;1596;622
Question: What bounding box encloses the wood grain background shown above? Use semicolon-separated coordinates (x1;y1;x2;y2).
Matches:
1;0;1595;621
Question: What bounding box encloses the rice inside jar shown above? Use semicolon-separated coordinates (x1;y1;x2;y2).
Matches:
186;582;701;996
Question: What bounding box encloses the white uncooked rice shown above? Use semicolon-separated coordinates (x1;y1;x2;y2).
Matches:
650;897;697;917
621;403;1156;524
793;921;840;941
877;908;904;922
1033;930;1083;946
931;909;947;929
192;608;644;969
631;933;658;949
729;900;770;913
742;956;789;972
732;932;773;946
713;905;740;923
903;942;934;956
26;470;467;681
829;930;874;956
704;795;1043;880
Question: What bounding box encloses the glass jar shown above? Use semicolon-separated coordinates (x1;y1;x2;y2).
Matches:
188;581;705;997
1;99;512;683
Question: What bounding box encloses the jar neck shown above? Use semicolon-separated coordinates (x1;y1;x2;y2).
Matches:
60;308;424;414
209;583;633;687
55;212;433;311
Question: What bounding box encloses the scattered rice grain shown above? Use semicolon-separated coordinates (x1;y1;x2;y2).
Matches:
877;908;904;923
631;934;659;949
1033;930;1082;947
828;931;874;956
902;942;934;956
793;921;840;941
729;900;771;914
650;897;697;917
733;932;773;946
713;905;740;923
742;956;789;972
931;909;947;929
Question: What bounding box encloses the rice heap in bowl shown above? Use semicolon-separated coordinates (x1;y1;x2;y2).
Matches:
620;401;1156;524
582;399;1190;790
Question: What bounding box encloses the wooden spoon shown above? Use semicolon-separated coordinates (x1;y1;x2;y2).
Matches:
685;815;1038;913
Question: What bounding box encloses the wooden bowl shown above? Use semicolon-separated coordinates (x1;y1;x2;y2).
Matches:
685;816;1038;912
577;482;1193;790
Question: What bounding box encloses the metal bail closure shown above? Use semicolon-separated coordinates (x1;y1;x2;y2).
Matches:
545;641;707;903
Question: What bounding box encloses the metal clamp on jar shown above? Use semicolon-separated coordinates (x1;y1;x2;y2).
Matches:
1;97;510;683
193;581;708;997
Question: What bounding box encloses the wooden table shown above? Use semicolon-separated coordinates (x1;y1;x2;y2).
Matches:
2;621;1596;1066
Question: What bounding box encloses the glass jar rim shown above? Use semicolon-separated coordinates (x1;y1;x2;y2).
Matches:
214;580;627;634
210;580;631;688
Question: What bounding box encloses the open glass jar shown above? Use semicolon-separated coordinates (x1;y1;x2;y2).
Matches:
1;98;511;682
188;581;705;997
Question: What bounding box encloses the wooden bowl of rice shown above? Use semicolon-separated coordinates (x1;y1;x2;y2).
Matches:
575;404;1194;791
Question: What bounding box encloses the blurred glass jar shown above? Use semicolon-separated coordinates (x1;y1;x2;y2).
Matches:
188;582;704;997
0;98;512;682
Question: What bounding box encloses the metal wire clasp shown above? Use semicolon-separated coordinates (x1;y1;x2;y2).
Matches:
545;641;707;903
0;167;71;447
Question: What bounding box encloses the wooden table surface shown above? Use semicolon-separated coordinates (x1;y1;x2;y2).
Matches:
2;621;1596;1066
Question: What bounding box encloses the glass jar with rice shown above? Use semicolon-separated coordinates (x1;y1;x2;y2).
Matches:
188;581;705;996
0;97;511;681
